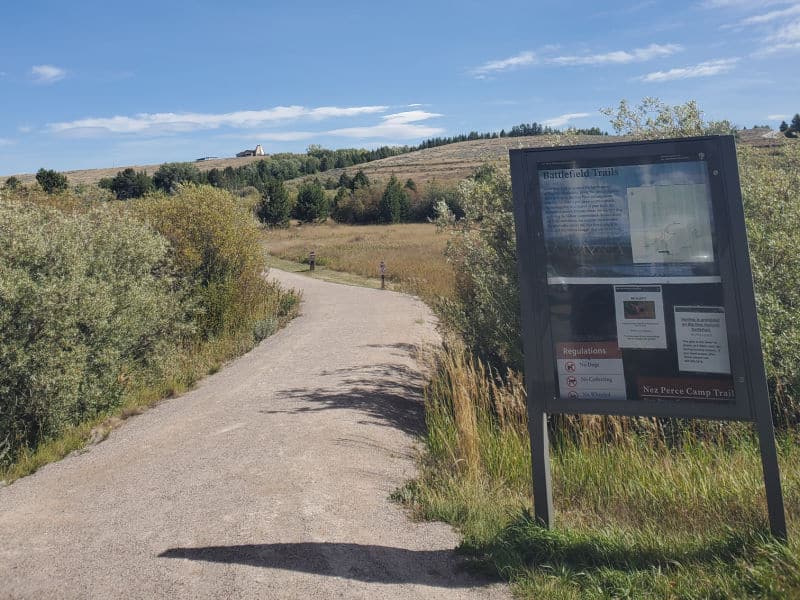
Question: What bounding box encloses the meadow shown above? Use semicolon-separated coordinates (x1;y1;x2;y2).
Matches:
262;221;455;302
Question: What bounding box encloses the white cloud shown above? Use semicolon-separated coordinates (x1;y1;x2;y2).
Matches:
542;112;591;127
31;65;66;84
0;138;15;146
550;43;682;66
471;51;536;77
327;111;444;139
704;0;790;7
639;58;739;81
247;131;316;141
48;104;389;136
767;113;789;119
17;125;32;133
738;3;800;24
761;17;800;51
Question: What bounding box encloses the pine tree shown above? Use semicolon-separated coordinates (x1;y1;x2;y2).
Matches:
257;179;292;227
791;114;800;134
293;180;328;222
379;176;409;223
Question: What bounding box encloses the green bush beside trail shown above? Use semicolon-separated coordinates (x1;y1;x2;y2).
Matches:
0;185;298;467
0;201;188;458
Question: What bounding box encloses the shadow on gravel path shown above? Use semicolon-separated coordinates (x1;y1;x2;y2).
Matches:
263;363;427;435
160;542;496;588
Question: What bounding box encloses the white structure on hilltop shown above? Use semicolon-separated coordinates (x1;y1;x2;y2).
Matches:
236;144;265;158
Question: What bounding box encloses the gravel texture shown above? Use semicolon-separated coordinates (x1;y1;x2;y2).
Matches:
0;269;508;599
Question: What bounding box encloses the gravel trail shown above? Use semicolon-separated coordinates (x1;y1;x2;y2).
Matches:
0;269;508;599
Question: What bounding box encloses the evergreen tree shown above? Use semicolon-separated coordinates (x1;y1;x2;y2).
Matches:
256;179;292;227
379;176;410;223
779;121;789;132
788;114;800;137
404;178;417;192
293;180;328;222
351;170;370;190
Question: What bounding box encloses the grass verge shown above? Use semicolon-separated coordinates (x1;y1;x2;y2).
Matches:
397;345;800;599
265;253;386;290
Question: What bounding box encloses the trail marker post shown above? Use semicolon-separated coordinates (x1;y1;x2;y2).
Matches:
380;260;386;289
309;250;316;272
510;136;787;539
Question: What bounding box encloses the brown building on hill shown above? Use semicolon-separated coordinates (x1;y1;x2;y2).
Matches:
236;144;265;158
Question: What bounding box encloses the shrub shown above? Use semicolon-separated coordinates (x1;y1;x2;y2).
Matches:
35;168;68;194
331;185;382;224
412;180;463;221
152;162;201;194
133;185;274;339
0;200;188;460
437;169;522;371
739;144;800;425
3;176;21;190
109;168;154;200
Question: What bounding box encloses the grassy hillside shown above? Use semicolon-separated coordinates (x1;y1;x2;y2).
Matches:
287;134;612;188
4;128;785;189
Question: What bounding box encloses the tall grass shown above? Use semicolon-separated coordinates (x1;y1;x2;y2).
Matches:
400;344;800;598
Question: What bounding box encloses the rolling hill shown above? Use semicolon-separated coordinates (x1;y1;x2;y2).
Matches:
2;128;786;189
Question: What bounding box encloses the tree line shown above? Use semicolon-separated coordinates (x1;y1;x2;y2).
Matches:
8;118;610;200
779;114;800;138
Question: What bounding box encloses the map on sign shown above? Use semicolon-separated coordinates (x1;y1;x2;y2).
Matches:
627;184;714;264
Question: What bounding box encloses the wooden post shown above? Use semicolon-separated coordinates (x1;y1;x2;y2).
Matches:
380;260;386;289
309;250;315;272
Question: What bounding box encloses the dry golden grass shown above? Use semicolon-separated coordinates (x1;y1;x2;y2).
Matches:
263;222;455;301
287;134;609;190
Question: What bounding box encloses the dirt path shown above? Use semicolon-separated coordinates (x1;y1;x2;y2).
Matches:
0;270;508;599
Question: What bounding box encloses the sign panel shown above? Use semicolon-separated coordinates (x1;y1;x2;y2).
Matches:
510;136;767;421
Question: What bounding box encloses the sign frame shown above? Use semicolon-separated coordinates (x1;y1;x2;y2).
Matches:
510;135;787;539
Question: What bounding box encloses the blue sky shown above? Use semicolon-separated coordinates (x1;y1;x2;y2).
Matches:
2;0;799;174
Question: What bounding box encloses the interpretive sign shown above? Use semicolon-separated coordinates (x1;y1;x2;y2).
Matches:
510;136;786;539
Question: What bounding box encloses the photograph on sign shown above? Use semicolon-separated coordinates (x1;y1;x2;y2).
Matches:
537;152;735;407
613;285;667;349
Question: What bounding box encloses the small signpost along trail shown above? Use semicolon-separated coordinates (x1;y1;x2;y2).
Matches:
0;270;507;599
